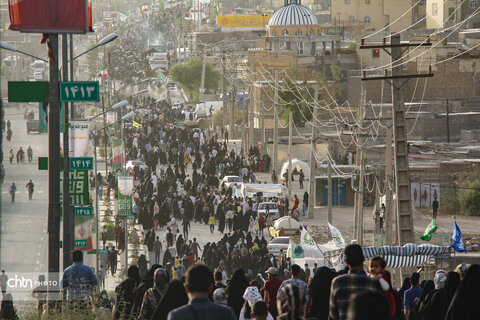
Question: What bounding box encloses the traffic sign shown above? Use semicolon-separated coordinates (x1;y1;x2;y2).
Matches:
74;207;93;216
60;81;100;102
69;157;93;170
74;240;87;247
8;81;49;102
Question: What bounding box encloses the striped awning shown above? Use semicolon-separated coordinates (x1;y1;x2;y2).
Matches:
363;244;449;268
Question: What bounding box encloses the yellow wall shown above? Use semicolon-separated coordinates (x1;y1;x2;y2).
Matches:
426;0;458;28
217;15;271;28
331;0;413;33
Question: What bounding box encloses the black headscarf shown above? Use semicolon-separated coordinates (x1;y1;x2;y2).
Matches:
227;268;249;318
151;279;189;320
308;267;335;320
446;264;480;320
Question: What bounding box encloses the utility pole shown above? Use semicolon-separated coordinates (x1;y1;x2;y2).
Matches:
199;53;207;100
222;52;227;130
327;138;333;225
62;34;72;270
248;79;254;152
47;33;61;304
446;99;450;143
230;86;235;139
273;70;279;174
241;92;246;154
385;123;394;245
308;85;318;218
360;34;433;244
353;88;364;241
288;112;293;199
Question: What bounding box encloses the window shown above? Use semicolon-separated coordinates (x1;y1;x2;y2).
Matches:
272;31;277;36
364;16;371;23
432;3;438;16
448;8;455;21
283;29;289;36
372;49;380;58
350;16;355;22
470;0;478;8
309;28;314;35
345;0;350;3
296;30;303;36
365;0;370;3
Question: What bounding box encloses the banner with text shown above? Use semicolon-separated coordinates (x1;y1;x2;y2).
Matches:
74;214;93;251
61;120;91;157
117;176;133;218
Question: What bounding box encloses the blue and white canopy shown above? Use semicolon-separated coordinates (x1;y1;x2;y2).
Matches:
363;243;450;268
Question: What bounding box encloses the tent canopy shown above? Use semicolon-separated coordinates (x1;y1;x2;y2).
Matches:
362;243;449;268
280;158;310;180
241;183;285;199
274;216;301;231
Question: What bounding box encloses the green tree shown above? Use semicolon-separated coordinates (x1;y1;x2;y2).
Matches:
277;76;314;126
458;180;480;216
169;58;220;100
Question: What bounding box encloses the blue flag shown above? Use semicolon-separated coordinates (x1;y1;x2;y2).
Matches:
452;218;467;253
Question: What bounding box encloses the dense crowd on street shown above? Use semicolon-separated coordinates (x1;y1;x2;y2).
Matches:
2;7;479;320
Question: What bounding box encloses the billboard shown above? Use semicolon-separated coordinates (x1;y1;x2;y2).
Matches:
216;15;271;28
9;0;92;33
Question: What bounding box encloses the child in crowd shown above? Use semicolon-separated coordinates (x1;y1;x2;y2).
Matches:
368;255;395;316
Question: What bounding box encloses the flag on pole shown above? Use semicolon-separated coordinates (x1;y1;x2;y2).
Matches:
229;6;232;13
452;218;467;253
133;120;142;128
309;4;313;10
420;218;438;241
216;3;219;12
328;223;347;248
300;227;318;252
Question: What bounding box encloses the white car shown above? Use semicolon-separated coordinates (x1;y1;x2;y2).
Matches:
267;236;290;256
257;202;281;220
220;175;243;189
125;160;148;174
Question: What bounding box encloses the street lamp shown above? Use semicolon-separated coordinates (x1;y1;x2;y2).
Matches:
73;32;118;60
0;41;48;62
120;110;135;270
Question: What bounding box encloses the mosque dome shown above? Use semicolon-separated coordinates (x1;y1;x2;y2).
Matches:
268;0;318;26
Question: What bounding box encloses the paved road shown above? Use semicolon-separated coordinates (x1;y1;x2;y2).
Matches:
1;105;48;275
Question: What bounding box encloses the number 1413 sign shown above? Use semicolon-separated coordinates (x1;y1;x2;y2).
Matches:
60;81;99;102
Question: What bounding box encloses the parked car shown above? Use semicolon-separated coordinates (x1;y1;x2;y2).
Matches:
257;202;281;220
125;160;148;175
220;175;243;189
267;236;290;256
26;120;40;134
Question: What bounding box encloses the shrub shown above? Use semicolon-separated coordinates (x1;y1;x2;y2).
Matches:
458;180;480;216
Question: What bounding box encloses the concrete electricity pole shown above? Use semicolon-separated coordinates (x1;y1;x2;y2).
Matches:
327;138;333;225
360;34;432;244
222;52;227;130
385;123;394;245
241;92;246;154
229;86;235;139
273;70;279;174
308;85;319;218
288;111;293;199
47;33;61;304
248;80;254;152
62;34;73;269
199;53;206;100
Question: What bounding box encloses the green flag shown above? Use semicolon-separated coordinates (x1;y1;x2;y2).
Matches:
420;218;438;241
309;4;313;10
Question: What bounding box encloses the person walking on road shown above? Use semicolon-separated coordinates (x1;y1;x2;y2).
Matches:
0;270;8;297
101;225;108;249
9;183;16;203
154;236;162;265
26;180;34;200
27;146;33;162
8;149;13;164
299;169;305;189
